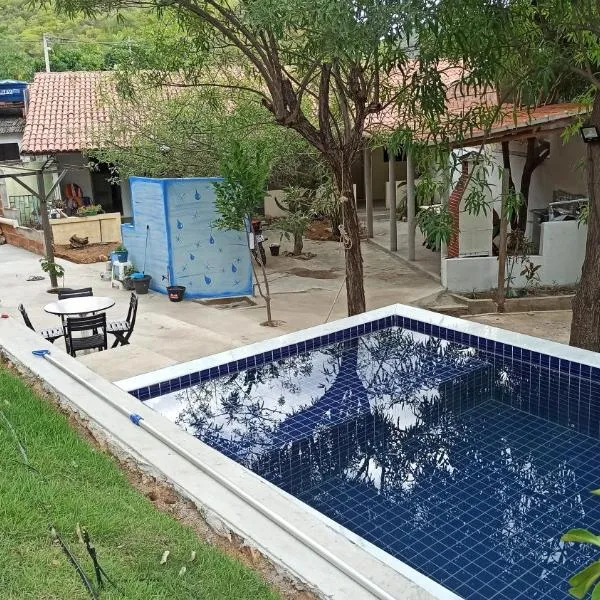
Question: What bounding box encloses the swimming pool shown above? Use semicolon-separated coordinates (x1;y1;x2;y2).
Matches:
122;306;600;600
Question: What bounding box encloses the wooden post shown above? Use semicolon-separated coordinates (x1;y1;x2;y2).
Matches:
363;145;373;238
37;171;58;289
406;149;416;261
496;167;509;313
388;150;397;252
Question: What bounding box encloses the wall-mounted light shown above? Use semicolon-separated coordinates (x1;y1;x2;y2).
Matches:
580;125;600;143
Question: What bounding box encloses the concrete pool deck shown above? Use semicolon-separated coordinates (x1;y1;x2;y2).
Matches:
0;240;443;381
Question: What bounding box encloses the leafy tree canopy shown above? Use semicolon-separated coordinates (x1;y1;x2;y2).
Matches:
0;0;153;79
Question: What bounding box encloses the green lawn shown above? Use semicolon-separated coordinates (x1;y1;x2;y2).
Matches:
0;365;280;600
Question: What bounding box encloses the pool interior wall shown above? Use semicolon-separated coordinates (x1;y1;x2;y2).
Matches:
127;311;600;600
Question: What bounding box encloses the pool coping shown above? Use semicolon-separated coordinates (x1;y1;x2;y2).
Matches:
117;303;600;399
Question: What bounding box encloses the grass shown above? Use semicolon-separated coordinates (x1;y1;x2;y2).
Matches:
0;365;280;600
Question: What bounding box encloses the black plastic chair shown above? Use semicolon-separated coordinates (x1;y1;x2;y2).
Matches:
18;304;64;343
58;287;93;300
65;313;107;357
107;293;138;348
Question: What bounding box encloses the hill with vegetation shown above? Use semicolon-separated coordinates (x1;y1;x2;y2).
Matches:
0;0;153;80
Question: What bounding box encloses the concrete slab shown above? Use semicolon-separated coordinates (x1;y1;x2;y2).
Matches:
78;344;178;380
0;239;443;381
468;310;573;345
361;210;442;279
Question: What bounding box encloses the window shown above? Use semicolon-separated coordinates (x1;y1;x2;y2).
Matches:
0;143;20;161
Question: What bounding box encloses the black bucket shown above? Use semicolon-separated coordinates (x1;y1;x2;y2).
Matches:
167;285;186;302
269;244;280;256
132;274;152;295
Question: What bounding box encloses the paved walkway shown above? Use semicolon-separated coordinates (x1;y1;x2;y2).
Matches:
358;206;442;279
0;240;442;381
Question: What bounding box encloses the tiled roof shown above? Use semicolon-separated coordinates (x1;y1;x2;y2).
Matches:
22;71;114;154
457;103;586;146
0;116;25;135
21;69;585;155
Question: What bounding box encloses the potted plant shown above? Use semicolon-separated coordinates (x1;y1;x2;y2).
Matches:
166;285;186;302
112;244;128;263
123;264;136;290
130;272;152;294
270;233;283;257
76;204;104;217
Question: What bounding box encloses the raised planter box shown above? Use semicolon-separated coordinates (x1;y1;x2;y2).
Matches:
0;218;45;255
50;212;122;246
451;293;574;315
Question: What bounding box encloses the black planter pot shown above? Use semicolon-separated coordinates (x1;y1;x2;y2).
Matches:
123;277;135;291
167;285;186;302
269;244;280;256
132;274;152;294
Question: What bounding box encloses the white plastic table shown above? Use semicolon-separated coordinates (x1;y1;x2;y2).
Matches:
44;296;116;317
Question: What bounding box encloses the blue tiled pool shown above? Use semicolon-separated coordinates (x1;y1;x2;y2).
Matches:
131;315;600;600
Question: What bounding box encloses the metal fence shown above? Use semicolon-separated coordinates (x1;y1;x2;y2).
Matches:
7;194;41;229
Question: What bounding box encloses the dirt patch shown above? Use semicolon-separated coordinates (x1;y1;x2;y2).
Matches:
466;285;577;300
305;219;335;241
1;356;318;600
286;267;340;280
54;242;120;264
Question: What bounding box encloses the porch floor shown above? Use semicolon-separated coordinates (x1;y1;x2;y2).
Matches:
358;204;442;280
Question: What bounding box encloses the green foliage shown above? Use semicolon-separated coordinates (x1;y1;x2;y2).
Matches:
39;257;65;280
0;1;153;79
563;491;600;600
0;365;279;599
275;187;315;255
76;203;103;217
417;205;453;252
578;203;590;228
214;141;271;232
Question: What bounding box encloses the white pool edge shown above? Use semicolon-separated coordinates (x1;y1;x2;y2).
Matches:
116;303;600;393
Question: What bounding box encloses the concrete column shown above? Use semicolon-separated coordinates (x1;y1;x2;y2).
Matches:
363;145;373;238
388;150;397;252
406;149;416;261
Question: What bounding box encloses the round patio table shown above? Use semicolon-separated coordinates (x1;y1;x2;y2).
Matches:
44;296;116;316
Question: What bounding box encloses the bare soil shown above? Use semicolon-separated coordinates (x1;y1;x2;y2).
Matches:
54;242;120;264
304;219;335;241
2;357;318;600
465;285;577;300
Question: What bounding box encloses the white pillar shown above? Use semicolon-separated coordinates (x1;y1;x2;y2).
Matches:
388;150;397;252
363;145;373;238
406;149;416;261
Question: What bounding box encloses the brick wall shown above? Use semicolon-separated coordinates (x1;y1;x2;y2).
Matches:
447;161;470;258
0;222;45;255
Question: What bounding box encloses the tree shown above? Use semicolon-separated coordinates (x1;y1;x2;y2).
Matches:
214;141;276;325
45;0;469;317
431;0;600;349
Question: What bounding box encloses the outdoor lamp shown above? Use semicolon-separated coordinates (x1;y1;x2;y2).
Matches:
580;125;600;143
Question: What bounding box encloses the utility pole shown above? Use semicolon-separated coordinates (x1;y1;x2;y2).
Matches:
36;171;58;288
43;34;51;72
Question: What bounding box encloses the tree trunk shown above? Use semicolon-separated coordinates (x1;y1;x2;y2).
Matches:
570;94;600;350
496;167;510;312
515;137;550;231
333;162;366;316
293;232;303;256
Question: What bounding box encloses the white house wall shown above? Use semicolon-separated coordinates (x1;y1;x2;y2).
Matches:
491;133;586;237
442;220;588;291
